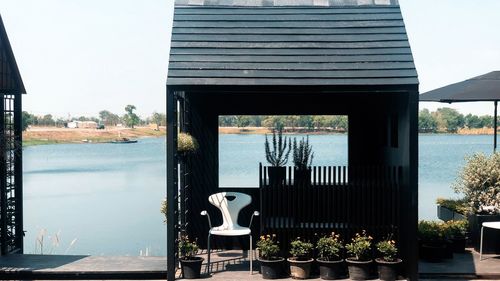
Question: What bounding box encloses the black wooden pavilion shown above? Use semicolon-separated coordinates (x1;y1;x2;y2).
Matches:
0;14;25;256
166;0;419;280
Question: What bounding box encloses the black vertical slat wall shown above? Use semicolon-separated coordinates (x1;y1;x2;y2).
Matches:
259;165;402;256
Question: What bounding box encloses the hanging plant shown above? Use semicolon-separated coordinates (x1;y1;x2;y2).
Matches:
178;132;198;154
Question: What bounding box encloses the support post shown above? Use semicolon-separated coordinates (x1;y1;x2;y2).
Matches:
166;87;178;281
494;101;497;153
0;94;6;255
13;94;23;253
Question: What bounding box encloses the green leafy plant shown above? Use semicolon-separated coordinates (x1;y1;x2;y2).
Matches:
436;197;468;215
178;132;198;153
289;237;314;260
257;234;281;260
443;220;468;238
418;220;445;242
453;153;500;214
160;198;167;223
264;128;291;167
292;136;314;169
345;230;373;261
316;232;344;261
376;238;398;262
179;234;199;260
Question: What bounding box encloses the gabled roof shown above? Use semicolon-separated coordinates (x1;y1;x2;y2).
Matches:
167;2;418;87
0;14;26;94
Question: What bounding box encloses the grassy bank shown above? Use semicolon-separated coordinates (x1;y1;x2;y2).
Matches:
23;126;166;146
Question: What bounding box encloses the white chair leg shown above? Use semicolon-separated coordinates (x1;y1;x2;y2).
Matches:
207;233;211;274
480;226;484;261
249;234;253;275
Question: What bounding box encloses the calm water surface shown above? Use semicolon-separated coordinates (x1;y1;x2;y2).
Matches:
23;134;493;255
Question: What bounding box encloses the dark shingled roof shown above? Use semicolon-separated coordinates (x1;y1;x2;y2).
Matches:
0;14;25;94
167;4;418;86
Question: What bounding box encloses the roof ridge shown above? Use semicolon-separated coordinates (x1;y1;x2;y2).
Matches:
175;0;398;7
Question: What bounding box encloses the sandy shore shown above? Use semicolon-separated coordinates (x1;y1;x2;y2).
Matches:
23;126;165;146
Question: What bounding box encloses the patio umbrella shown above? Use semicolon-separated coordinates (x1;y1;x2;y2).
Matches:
419;71;500;152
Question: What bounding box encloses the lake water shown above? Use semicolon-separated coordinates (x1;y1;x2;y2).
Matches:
23;134;493;256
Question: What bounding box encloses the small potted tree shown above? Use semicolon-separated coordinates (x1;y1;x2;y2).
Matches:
257;234;284;279
264;128;291;186
316;232;345;280
345;230;373;280
179;235;203;279
292;136;314;187
288;237;314;279
375;237;402;281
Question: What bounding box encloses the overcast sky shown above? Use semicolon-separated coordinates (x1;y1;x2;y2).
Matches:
0;0;499;118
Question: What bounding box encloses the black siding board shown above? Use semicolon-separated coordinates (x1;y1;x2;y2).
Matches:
169;47;412;55
168;69;417;78
171;41;410;48
166;77;419;86
172;33;407;42
169;61;416;70
175;7;401;15
173;20;404;28
169;54;415;63
174;13;403;21
172;26;407;35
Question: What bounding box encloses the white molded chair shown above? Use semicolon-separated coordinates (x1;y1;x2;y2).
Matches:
200;192;259;274
480;221;500;260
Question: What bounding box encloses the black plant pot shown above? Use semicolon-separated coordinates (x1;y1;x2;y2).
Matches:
376;258;402;281
468;214;500;254
259;257;284;279
451;236;467;253
317;258;344;280
443;240;453;259
288;257;314;279
180;257;204;279
346;259;372;280
294;168;311;187
420;243;446;262
268;166;286;187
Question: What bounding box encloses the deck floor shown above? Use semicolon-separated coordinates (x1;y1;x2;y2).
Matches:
0;248;499;280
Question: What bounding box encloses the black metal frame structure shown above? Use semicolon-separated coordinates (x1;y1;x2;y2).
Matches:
167;2;419;280
0;14;25;255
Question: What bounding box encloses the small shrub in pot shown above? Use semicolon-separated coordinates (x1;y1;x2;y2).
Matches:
288;237;314;279
316;232;345;280
179;235;203;279
257;234;284;279
345;230;373;280
375;237;402;281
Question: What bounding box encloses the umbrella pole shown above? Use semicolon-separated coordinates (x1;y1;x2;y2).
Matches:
495;101;498;153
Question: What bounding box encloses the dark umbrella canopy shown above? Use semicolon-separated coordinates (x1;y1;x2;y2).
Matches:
419;71;500;151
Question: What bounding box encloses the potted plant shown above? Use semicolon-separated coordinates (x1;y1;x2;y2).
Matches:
264;128;291;186
436;197;467;221
345;230;373;280
316;232;345;280
257;234;284;279
179;234;203;279
418;220;447;262
288;237;314;279
178;132;198;155
444;220;468;253
375;237;402;281
453;153;500;254
292;136;314;187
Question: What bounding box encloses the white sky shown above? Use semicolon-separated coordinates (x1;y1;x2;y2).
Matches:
0;0;499;118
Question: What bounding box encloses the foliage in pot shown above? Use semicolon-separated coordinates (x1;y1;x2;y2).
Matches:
178;132;198;154
418;220;447;261
316;232;345;280
257;234;284;279
288;237;314;279
292;136;314;187
345;231;373;280
265;128;291;186
375;237;402;281
179;235;203;279
444;220;468;253
436;197;468;215
453;153;500;215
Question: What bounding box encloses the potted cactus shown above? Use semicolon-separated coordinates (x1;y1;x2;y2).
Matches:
179;235;203;279
292;136;314;187
316;232;345;280
257;234;284;279
288;237;314;279
375;237;402;281
264;128;291;186
345;231;373;280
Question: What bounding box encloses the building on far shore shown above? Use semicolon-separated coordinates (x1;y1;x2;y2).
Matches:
66;121;98;129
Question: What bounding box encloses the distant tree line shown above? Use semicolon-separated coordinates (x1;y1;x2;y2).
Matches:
22;105;167;131
219;115;348;131
419;108;496;133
